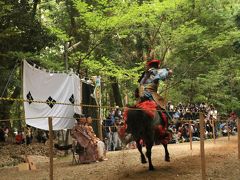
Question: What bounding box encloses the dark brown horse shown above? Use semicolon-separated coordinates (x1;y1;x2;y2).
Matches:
124;106;171;171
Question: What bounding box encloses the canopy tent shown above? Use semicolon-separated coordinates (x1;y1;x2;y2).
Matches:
23;60;81;130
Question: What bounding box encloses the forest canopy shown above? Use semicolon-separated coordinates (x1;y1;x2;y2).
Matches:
0;0;240;125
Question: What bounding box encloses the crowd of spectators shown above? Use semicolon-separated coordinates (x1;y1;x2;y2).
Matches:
167;102;238;143
0;102;238;156
166;102;214;120
14;126;49;145
0;124;9;142
102;106;124;151
102;103;238;150
0;124;49;145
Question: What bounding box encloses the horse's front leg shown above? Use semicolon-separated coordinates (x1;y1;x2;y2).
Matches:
145;142;154;170
136;139;147;164
163;144;170;162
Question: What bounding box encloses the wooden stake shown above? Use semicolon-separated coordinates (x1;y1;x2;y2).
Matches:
212;118;216;144
189;121;192;150
97;106;103;141
227;119;230;141
124;94;129;105
238;118;240;160
48;117;53;180
99;79;103;141
200;113;206;180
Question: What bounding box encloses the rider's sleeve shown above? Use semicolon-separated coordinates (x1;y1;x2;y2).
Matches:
154;68;168;81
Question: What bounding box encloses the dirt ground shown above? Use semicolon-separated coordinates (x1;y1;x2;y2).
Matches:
0;136;239;180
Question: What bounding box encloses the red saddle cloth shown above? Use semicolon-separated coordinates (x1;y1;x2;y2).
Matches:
135;100;157;119
120;101;171;145
120;100;157;137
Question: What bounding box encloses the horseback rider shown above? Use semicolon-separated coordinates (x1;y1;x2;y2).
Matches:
138;58;173;109
136;57;173;144
120;56;173;146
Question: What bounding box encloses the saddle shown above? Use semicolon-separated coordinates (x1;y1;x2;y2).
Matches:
136;100;172;145
136;100;157;119
120;99;172;145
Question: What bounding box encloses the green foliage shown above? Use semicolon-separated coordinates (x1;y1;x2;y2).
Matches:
1;0;240;122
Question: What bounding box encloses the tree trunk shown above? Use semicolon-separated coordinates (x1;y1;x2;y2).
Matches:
110;77;123;107
32;0;40;19
82;83;99;135
0;86;21;128
65;0;77;37
109;90;115;109
136;34;144;60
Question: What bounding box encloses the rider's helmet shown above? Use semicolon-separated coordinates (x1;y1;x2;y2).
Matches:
146;59;161;68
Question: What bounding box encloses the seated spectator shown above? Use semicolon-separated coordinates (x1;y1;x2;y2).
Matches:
181;124;190;142
0;126;5;142
173;110;180;120
205;120;213;138
110;118;122;151
221;124;228;136
113;106;122;120
71;114;98;163
36;130;48;143
193;122;200;138
4;126;9;142
25;125;32;145
86;116;107;161
167;101;174;118
16;131;25;144
228;112;237;134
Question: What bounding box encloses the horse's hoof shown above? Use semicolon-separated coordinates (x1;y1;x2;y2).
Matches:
141;155;147;164
165;157;170;162
149;166;155;171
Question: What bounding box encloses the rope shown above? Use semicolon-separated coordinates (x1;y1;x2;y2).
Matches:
0;97;179;112
0;97;234;122
0;96;233;117
0;114;232;123
1;61;19;97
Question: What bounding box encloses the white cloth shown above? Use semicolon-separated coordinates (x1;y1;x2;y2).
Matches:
23;60;81;130
97;140;105;159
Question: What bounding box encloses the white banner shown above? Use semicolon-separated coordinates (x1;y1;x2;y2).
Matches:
23;60;81;130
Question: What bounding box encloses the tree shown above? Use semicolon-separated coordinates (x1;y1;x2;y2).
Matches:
0;0;55;127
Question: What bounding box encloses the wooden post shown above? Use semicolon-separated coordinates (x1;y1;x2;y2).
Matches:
98;77;103;140
124;95;129;105
48;117;53;180
200;112;206;180
189;121;192;150
212;118;216;144
98;106;103;141
21;60;24;130
227;119;230;141
238;118;240;160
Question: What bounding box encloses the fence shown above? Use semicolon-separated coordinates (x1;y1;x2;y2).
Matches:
0;97;239;180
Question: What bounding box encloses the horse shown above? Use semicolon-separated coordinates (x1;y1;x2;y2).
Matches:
121;101;171;171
